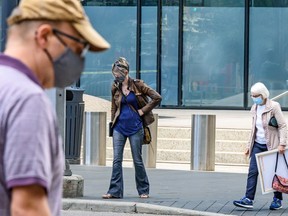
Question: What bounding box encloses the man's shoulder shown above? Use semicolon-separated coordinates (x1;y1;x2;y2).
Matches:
0;66;43;96
0;67;49;116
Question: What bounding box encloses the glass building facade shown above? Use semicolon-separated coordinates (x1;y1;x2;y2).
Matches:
3;0;288;109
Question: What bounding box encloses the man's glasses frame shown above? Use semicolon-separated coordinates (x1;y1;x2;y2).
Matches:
52;29;89;57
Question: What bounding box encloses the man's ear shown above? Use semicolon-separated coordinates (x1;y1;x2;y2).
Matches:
34;24;53;48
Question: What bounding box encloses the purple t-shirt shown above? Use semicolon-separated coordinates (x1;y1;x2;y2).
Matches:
0;55;64;216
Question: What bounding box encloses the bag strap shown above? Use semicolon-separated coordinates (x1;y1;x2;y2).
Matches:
133;80;149;105
127;103;138;114
275;152;288;173
275;152;279;172
118;87;139;115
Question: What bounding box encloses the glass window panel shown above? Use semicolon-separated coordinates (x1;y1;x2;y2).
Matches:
80;5;136;101
249;2;288;107
141;3;157;90
161;4;179;106
182;1;245;107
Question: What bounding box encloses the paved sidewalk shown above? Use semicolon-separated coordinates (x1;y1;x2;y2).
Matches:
62;108;288;215
63;165;288;216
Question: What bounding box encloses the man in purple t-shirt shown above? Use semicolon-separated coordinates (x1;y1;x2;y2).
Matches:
0;0;109;215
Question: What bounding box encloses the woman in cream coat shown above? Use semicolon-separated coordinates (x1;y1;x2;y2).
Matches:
233;82;287;210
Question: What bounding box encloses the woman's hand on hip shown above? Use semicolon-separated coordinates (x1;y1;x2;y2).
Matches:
278;145;286;154
138;109;144;116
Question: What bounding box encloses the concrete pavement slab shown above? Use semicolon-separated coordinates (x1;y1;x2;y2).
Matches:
62;199;232;216
63;199;136;213
63;165;288;216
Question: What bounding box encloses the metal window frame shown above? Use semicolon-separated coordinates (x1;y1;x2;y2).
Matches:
136;0;141;79
156;0;162;94
243;0;250;109
178;0;183;106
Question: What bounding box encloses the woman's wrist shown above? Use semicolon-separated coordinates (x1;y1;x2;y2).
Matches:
138;109;144;116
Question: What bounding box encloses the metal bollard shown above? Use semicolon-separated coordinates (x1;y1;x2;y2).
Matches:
142;114;158;168
191;114;216;171
83;112;106;165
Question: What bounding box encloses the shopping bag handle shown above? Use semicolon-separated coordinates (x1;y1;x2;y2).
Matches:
275;152;288;172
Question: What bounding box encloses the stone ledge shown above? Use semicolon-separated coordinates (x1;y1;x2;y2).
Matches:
62;199;228;216
63;175;84;198
63;199;136;212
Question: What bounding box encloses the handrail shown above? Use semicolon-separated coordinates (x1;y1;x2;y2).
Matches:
271;91;288;101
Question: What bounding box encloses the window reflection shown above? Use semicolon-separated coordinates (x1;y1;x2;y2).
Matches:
182;1;244;107
249;3;288;107
80;4;137;100
161;3;179;106
141;3;157;90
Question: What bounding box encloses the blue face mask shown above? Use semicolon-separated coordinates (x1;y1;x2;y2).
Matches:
252;96;263;105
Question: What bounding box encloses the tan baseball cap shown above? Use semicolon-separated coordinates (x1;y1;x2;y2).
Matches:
7;0;110;52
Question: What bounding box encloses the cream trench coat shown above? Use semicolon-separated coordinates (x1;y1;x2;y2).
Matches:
247;99;287;158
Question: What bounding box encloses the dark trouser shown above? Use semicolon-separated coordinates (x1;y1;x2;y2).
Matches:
245;142;282;200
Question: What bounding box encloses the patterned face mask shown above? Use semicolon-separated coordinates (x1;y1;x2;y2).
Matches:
112;66;126;79
114;74;126;83
112;57;129;84
112;61;128;83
